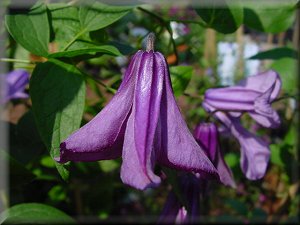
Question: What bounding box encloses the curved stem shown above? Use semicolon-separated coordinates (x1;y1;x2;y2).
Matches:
0;58;34;64
78;67;116;94
168;18;207;27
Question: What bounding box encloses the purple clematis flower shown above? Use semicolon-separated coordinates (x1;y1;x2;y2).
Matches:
202;70;281;180
158;174;200;224
56;33;218;190
194;122;236;188
1;69;29;104
203;102;271;180
204;70;281;128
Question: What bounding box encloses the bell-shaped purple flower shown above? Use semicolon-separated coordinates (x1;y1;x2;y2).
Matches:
157;174;200;224
203;102;270;180
204;70;281;128
194;123;236;188
1;69;29;104
56;34;218;190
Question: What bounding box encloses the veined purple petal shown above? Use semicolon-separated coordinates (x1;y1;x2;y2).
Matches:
121;51;163;190
194;123;236;188
251;83;280;128
57;52;141;163
155;54;218;178
204;87;260;111
204;70;281;128
237;70;281;102
5;69;29;102
230;118;270;180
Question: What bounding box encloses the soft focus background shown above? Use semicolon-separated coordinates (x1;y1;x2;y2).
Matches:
0;0;299;224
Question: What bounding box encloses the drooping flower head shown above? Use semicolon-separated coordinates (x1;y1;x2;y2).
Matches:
203;71;281;180
194;122;235;188
1;69;29;104
56;33;218;190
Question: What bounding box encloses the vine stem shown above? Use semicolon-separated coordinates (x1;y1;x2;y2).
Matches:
77;67;117;94
0;58;34;64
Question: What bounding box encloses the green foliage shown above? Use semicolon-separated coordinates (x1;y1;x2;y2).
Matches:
248;47;298;60
0;203;76;224
30;59;86;180
243;1;297;33
270;58;297;93
5;2;49;56
196;0;243;34
169;65;193;97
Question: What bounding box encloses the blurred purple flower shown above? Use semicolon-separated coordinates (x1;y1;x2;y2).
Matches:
1;69;29;104
194;122;236;188
204;70;281;128
203;70;281;180
203;103;270;180
56;34;218;190
158;174;200;224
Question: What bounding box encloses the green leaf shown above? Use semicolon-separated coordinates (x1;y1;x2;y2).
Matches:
196;0;243;34
49;1;133;51
248;47;298;60
243;1;297;33
48;4;82;51
169;66;193;97
0;203;76;224
270;144;284;167
30;59;86;180
98;160;120;173
270;58;297;93
224;152;239;168
5;2;49;56
79;1;133;32
49;42;122;58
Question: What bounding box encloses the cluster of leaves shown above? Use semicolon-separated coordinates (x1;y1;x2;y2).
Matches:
1;0;299;224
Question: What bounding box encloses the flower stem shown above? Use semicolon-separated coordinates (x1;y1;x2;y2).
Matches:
146;33;155;51
0;58;34;64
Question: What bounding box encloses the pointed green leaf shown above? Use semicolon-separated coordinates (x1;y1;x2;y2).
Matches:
49;42;122;58
0;203;76;224
79;1;133;32
248;47;298;60
30;59;86;180
5;2;49;56
243;1;297;33
196;0;243;34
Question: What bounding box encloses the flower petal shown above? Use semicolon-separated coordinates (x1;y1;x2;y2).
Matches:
156;59;218;178
215;111;270;180
120;51;163;190
232;119;270;180
237;70;281;101
252;84;280;128
204;87;259;111
57;52;141;163
6;69;29;101
194;123;236;188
